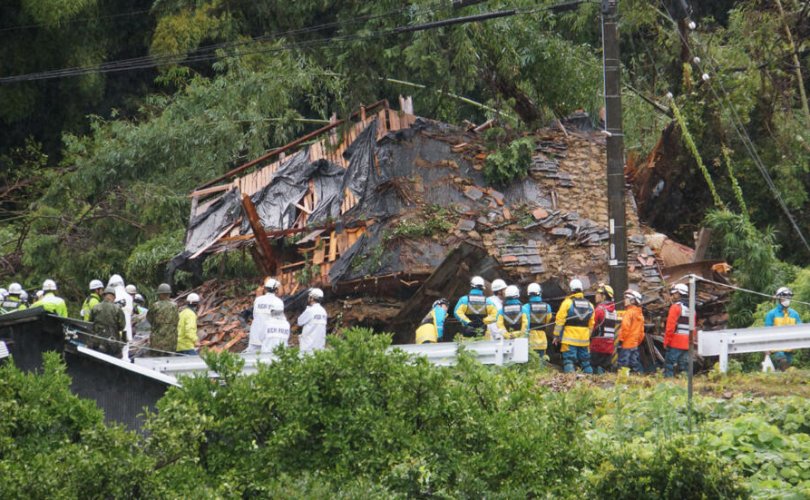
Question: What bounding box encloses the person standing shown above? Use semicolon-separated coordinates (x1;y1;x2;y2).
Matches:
524;283;552;363
32;279;68;317
590;284;618;374
176;293;200;355
88;287;126;357
246;277;285;353
416;298;449;344
145;283;179;357
617;290;645;373
453;276;489;338
1;283;27;312
664;283;691;377
484;279;508;340
764;287;802;371
298;288;329;352
81;280;104;321
552;279;594;374
261;296;290;353
497;285;528;339
108;274;134;356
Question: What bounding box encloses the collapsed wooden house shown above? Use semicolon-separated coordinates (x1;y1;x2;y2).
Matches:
173;100;730;346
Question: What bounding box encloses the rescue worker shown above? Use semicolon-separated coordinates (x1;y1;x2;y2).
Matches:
1;283;27;312
764;287;802;371
125;284;137;299
416;298;450;344
108;274;134;355
590;284;618;374
88;287;126;357
552;279;595;374
496;285;528;339
617;290;645;373
145;283;179;357
663;283;691;377
176;293;200;355
484;279;508;339
297;288;329;352
246;277;285;353
19;290;29;307
261;293;290;353
454;276;490;337
132;293;148;329
31;279;68;317
81;279;104;321
524;283;552;363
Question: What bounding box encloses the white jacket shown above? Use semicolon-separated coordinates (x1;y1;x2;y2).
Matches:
297;303;327;353
249;293;284;347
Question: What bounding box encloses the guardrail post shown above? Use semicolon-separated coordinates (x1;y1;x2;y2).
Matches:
718;332;729;373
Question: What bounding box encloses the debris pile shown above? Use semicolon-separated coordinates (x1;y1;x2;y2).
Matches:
172;100;731;347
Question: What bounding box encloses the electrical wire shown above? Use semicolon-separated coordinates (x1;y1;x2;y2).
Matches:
691;275;810;308
0;1;583;84
655;0;810;254
0;2;435;83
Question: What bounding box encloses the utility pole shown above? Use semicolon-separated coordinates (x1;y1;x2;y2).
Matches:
601;0;628;299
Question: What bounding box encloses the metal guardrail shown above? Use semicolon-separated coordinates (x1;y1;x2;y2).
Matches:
698;324;810;372
133;338;530;381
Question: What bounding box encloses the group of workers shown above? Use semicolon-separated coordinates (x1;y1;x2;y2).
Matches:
0;276;198;358
416;276;803;374
243;277;328;355
2;273;801;371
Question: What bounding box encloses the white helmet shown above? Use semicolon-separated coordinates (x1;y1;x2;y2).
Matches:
8;283;23;295
527;283;542;296
670;283;689;296
42;279;57;291
776;287;794;298
264;277;280;291
309;288;324;300
470;276;485;289
491;279;507;293
125;284;137;295
504;285;520;298
89;279;104;291
36;290;44;299
134;293;145;304
187;293;200;304
569;278;583;292
108;274;124;287
0;288;6;297
20;291;28;302
624;290;643;305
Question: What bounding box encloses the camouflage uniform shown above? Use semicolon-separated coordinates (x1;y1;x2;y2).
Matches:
88;301;126;356
147;299;179;356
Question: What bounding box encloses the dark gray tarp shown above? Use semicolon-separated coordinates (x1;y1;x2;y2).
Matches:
245;152;348;232
307;159;347;224
185;188;243;255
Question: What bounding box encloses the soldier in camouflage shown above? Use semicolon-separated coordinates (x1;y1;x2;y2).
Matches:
88;287;126;357
146;283;179;356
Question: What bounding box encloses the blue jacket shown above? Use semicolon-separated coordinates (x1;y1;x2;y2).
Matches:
523;296;553;330
454;289;494;326
764;305;802;327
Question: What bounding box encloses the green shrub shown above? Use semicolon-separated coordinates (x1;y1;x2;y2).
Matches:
484;137;534;186
588;438;748;499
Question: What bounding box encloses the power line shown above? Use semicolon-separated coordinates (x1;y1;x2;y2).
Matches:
0;2;441;83
0;1;584;84
656;0;810;255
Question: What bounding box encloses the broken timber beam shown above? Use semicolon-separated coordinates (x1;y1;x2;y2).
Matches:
241;194;277;275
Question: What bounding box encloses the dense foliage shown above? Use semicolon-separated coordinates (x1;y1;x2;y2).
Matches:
4;329;810;496
0;0;808;323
